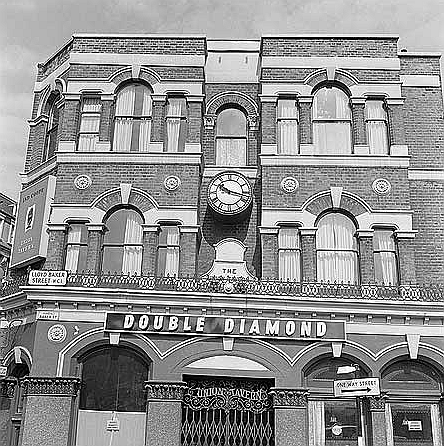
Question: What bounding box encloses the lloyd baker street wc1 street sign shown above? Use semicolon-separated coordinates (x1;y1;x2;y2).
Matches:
333;378;381;398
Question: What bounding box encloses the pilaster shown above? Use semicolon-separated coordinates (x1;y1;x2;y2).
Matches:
142;225;158;276
259;227;278;279
151;95;166;143
368;394;388;446
261;102;277;144
145;381;188;446
179;226;199;277
59;96;80;142
351;97;367;146
99;96;113;142
186;100;203;144
356;229;375;284
395;231;417;284
299;97;313;145
386;99;406;147
300;227;317;282
86;224;105;273
44;224;68;271
270;388;309;446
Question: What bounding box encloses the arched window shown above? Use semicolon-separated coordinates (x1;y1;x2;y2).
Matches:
312;86;351;154
43;92;61;161
101;208;143;275
77;347;148;446
365;99;389;154
216;107;247;166
316;213;358;283
113;83;152;152
278;226;301;281
277;98;299;154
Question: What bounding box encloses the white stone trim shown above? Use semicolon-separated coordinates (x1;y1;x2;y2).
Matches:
203;167;258;178
184;143;202;153
205;52;260;82
34;60;70;92
179;225;200;233
299;227;318;236
258;226;279;235
260;154;410;168
47;223;68;232
262;56;400;70
70;52;205;67
19;159;57;185
73;33;207;38
356;229;374;238
207;40;260;51
51;205;104;224
58;141;76;152
141;224;158;233
57;152;202;165
263;34;399;38
398;51;441;57
147;208;198;226
408;169;444;180
400;75;441;87
86;223;106;232
262;209;315;227
350;324;444;336
394;230;417;239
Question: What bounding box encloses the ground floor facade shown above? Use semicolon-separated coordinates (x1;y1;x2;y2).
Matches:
0;286;443;446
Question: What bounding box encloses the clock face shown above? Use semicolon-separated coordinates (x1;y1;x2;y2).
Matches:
208;171;253;215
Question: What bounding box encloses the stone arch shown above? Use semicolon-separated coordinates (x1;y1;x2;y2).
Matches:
2;346;33;370
109;66;160;90
304;69;328;87
305;68;358;88
335;69;359;87
303;189;370;218
206;91;258;117
37;85;63;117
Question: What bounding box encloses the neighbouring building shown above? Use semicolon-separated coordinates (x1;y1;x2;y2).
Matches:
0;193;16;282
0;33;443;446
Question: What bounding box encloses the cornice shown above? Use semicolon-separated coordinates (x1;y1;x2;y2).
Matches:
21;377;81;397
145;381;188;401
0;378;16;398
269;388;309;408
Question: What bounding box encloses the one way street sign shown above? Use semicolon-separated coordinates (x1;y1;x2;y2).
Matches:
333;378;381;397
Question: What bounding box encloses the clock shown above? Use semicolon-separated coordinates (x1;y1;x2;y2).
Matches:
207;171;253;215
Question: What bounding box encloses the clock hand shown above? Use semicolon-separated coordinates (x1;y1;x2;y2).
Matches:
219;185;246;198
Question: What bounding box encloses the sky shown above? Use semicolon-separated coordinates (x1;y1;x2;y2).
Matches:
1;0;443;201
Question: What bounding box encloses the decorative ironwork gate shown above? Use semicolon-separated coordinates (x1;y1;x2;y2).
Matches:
182;377;274;446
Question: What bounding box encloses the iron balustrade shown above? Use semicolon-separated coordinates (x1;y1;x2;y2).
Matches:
2;271;443;301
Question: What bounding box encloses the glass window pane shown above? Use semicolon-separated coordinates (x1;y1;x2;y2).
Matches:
102;246;124;273
313;122;351;154
365;100;386;120
82;97;101;113
391;404;433;444
278;99;298;118
324;400;357;442
216;138;247;166
216;108;246;136
314;87;350;119
278;120;298;154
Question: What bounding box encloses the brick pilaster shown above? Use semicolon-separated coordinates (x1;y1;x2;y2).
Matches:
99;96;113;142
386;99;406;146
28;120;47;170
44;224;68;270
186;100;202;144
261;101;277;144
260;227;278;279
179;227;199;277
357;229;375;284
395;231;417;284
86;224;105;273
151;96;166;143
351;98;367;146
142;225;158;276
59;95;80;142
299;97;313;145
300;227;317;281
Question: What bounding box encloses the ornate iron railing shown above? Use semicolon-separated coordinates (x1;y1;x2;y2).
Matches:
2;271;444;301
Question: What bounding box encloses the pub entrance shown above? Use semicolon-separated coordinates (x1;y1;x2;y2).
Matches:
181;376;275;446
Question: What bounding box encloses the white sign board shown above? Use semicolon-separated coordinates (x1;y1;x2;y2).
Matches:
408;420;422;431
0;366;7;377
28;270;67;286
334;377;381;397
36;310;59;321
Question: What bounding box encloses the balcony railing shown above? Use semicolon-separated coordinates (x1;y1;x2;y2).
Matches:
2;272;443;302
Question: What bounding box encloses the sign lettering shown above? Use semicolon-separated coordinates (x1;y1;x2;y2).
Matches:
334;378;380;397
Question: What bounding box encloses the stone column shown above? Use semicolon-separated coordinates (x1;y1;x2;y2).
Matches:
179;226;199;277
356;229;375;284
145;381;188;446
386;99;406;147
270;388;309;446
0;378;16;446
259;227;279;279
368;394;388;446
151;95;166;143
299;228;317;282
261;99;277;145
44;224;68;270
351;97;367;151
85;224;105;273
99;94;114;143
142;225;158;276
299;97;313;145
395;231;417;284
19;377;80;446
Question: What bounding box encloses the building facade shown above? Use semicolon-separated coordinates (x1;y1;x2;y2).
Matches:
0;34;443;446
0;193;16;282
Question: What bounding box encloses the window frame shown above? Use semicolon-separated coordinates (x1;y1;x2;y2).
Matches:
112;82;153;152
156;223;180;278
215;106;248;166
372;226;399;286
64;221;89;273
277;224;301;282
165;96;188;153
364;97;390;155
77;95;102;152
276;97;300;155
312;84;352;155
43;93;61;162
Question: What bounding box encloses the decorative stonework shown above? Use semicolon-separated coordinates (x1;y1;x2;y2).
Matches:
369;394;387;412
280;177;299;194
21;377;81;397
74;174;92;190
269;388;309;408
372;178;391;195
0;378;16;398
164;175;181;191
247;114;260;130
47;324;67;343
203;114;216;129
145;381;188;401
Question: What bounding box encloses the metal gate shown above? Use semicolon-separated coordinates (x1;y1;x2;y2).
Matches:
181;377;274;446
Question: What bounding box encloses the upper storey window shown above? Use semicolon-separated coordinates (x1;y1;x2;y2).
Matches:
166;97;187;152
65;222;88;273
216;107;247;166
102;208;143;275
312;86;351;155
365;99;389;154
277;99;299;155
113;83;152;152
316;213;358;283
373;229;398;285
43;93;61;161
278;226;301;281
78;97;101;152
